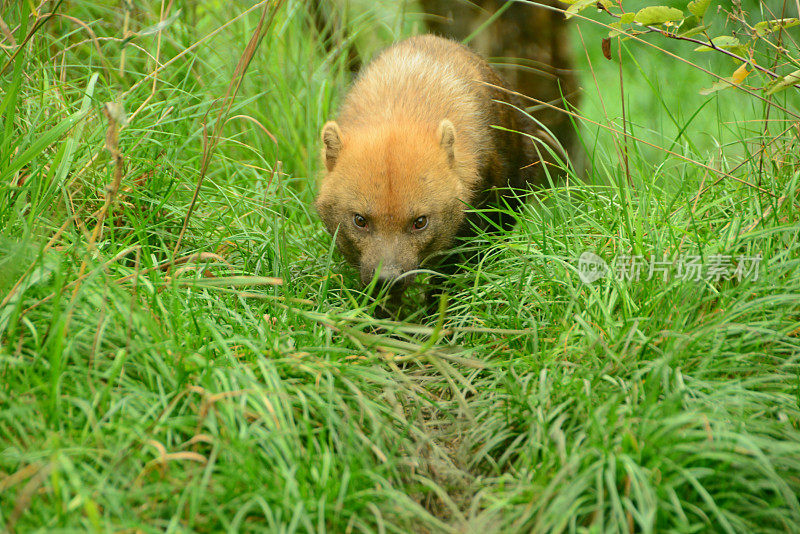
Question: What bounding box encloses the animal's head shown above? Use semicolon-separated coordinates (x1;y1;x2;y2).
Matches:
315;119;467;294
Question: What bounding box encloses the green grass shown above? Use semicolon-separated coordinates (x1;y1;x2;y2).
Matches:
1;0;799;532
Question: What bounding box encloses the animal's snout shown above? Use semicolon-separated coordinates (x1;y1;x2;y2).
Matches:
362;263;410;294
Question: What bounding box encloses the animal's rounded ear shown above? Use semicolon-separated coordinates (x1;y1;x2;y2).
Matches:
438;119;456;164
321;121;343;171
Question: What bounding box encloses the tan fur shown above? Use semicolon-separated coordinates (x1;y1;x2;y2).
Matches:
316;35;553;291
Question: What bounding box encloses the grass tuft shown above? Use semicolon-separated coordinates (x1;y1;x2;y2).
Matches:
1;0;798;532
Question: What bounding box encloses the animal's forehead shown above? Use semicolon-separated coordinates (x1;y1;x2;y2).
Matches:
344;125;439;167
333;126;446;218
338;165;429;222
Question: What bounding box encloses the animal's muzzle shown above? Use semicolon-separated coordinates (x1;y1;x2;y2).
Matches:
361;264;412;295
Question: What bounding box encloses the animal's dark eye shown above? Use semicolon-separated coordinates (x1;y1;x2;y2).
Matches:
412;216;428;231
353;214;368;228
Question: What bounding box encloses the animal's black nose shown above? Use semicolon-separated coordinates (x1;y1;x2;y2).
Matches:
363;265;406;294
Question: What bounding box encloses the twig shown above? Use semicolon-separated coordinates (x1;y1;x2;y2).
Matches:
516;0;800;119
576;27;629;188
596;2;800;90
171;0;284;258
0;0;64;76
0;14;17;47
617;35;632;187
65;102;125;329
482;81;779;197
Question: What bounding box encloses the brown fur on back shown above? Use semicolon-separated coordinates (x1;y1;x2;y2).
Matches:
421;0;580;160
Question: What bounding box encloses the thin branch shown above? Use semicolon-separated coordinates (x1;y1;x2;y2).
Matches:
597;2;800;89
481;81;779;197
171;0;284;258
516;0;800;118
0;0;64;76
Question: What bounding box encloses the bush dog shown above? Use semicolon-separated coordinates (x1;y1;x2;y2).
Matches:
316;35;562;296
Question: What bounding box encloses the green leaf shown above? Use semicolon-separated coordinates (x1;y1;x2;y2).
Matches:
765;69;800;95
608;13;637;36
693;35;741;51
679;15;700;32
699;77;737;95
679;16;709;37
634;6;684;25
565;0;596;20
727;45;750;57
608;21;624;38
754;18;799;37
688;0;711;18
